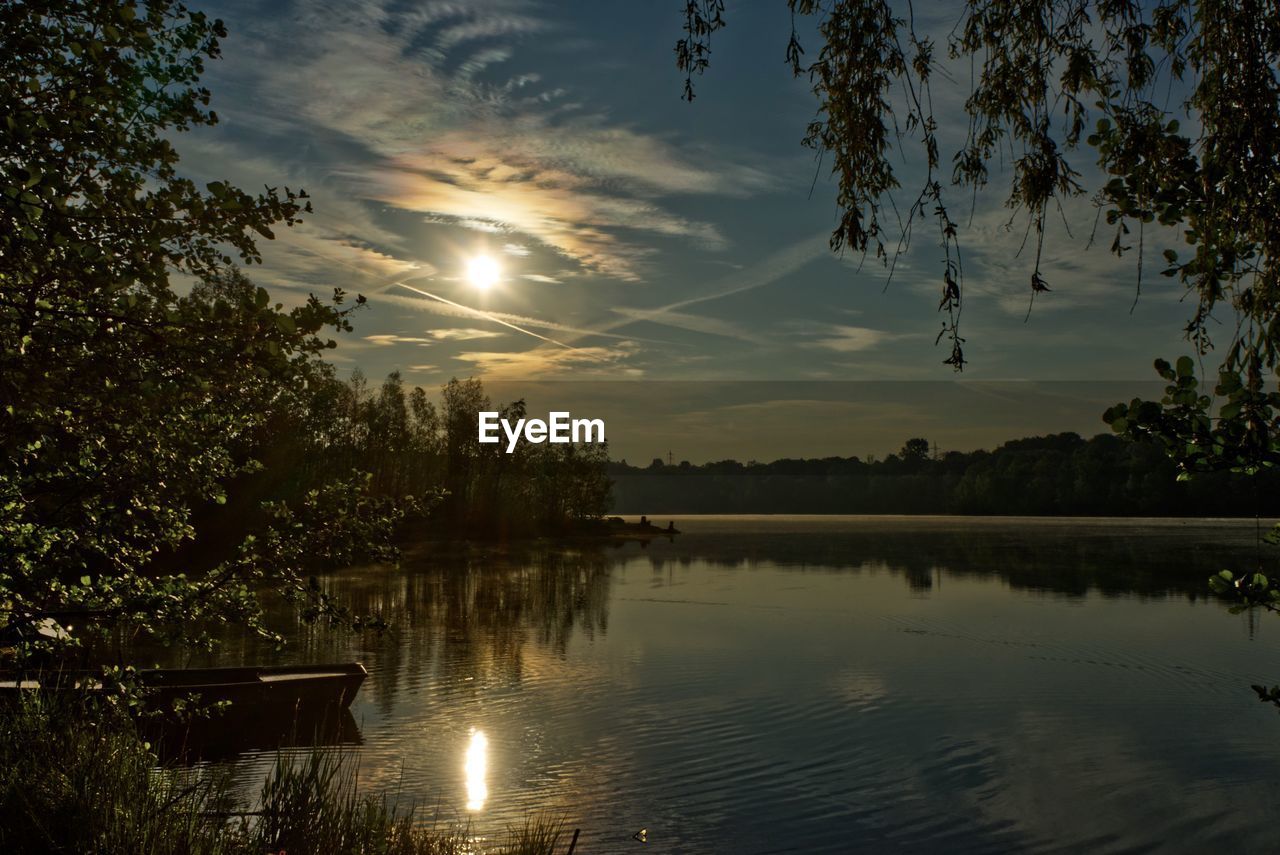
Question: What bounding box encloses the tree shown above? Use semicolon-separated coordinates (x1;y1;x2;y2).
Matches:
676;1;1280;377
0;1;405;661
900;438;931;462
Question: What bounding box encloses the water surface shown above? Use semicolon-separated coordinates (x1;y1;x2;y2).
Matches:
197;517;1280;853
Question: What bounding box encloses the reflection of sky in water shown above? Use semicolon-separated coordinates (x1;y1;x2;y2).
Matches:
201;518;1280;853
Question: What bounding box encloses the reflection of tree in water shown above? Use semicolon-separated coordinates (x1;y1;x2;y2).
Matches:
161;523;1259;710
287;544;612;713
631;525;1265;600
158;544;614;718
902;563;935;592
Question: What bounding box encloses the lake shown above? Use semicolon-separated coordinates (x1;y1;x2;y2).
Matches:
194;516;1280;853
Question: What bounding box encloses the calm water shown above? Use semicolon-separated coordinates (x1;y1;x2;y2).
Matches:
195;517;1280;853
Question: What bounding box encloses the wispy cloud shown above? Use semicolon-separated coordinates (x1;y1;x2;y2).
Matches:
364;334;433;345
659;232;831;312
577;231;830;345
358;149;728;280
210;0;770;284
453;341;640;378
426;327;505;341
611;306;766;344
375;290;642;341
365;328;505;345
801;324;898;353
181;2;1191;386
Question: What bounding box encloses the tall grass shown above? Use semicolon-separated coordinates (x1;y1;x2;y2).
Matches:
254;750;567;855
0;697;567;855
0;696;229;854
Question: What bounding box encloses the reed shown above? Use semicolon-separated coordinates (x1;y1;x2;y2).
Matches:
0;697;565;855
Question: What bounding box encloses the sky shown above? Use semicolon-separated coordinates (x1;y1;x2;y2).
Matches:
179;0;1203;459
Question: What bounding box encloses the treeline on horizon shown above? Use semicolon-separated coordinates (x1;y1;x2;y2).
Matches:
608;434;1280;516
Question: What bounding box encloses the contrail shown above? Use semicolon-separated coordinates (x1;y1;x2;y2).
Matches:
272;239;580;350
393;281;576;350
556;231;830;346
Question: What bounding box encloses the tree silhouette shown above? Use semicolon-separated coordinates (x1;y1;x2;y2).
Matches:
900;438;931;462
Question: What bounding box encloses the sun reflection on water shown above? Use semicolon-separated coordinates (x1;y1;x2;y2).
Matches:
464;729;489;811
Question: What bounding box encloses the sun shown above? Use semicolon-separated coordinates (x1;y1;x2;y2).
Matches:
466;255;501;291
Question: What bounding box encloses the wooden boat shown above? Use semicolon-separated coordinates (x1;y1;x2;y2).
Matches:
0;662;367;712
138;662;367;711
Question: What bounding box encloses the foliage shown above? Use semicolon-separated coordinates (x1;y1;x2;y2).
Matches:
1210;557;1280;712
677;1;1280;375
436;381;612;534
0;696;231;855
323;375;612;536
899;437;931;462
230;369;612;539
0;1;419;664
1105;357;1280;478
0;697;566;855
1106;355;1280;710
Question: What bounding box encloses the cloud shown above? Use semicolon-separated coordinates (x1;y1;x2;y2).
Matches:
453;341;640;378
374;290;644;341
363;327;507;346
171;136;431;300
802;325;897;353
426;327;505;341
364;334;433;345
176;1;1193;387
211;0;769;283
611;306;766;344
875;163;1184;324
586;231;830;343
357;150;728;280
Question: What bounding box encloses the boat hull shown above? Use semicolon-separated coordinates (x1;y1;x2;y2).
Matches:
139;663;367;711
0;662;368;712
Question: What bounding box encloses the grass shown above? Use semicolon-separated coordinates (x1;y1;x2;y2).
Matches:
0;697;568;855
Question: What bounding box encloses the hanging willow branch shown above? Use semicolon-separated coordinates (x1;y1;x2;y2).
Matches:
677;0;1280;379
